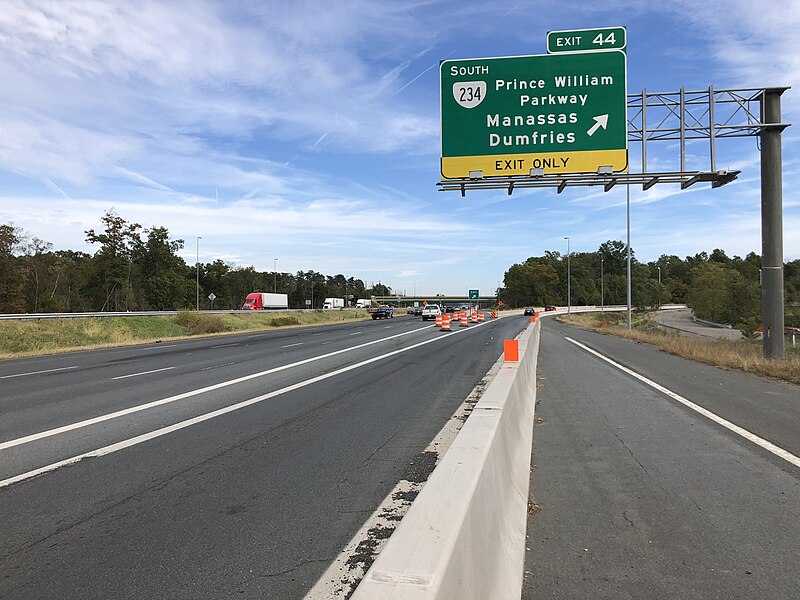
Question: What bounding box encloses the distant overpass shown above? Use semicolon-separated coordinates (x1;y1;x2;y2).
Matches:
374;295;498;307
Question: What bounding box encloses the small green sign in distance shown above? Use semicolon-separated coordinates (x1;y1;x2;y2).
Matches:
547;27;626;54
469;289;479;300
440;50;627;178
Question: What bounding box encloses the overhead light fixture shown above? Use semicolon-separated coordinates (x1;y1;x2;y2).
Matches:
468;170;483;179
530;167;544;177
597;165;613;174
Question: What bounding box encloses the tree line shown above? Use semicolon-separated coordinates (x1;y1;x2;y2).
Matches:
499;241;800;329
0;211;392;313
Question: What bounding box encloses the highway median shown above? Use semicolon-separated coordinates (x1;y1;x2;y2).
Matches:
0;310;372;359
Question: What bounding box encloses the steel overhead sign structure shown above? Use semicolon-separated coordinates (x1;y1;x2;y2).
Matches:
440;50;627;179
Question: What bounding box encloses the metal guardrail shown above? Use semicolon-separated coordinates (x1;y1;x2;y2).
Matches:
0;308;370;321
692;315;733;329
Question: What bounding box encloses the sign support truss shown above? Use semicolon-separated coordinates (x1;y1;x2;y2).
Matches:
437;86;788;196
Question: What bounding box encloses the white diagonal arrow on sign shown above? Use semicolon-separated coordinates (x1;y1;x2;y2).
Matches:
586;114;609;137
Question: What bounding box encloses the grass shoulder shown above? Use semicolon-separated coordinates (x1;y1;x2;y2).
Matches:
0;310;373;359
557;312;800;385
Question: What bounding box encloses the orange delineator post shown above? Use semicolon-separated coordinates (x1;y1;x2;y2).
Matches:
441;315;451;331
504;339;519;362
460;314;468;327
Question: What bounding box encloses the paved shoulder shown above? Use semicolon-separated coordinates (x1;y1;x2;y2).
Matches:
523;320;800;599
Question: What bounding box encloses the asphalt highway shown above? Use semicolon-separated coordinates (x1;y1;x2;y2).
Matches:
0;313;527;599
523;317;800;599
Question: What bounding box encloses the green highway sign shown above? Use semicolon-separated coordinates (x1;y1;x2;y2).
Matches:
440;50;627;178
469;289;479;300
547;27;626;54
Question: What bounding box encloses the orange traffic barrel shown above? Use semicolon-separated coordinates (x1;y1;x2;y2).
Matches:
441;315;451;331
460;314;468;327
478;311;485;322
470;312;478;323
435;314;443;327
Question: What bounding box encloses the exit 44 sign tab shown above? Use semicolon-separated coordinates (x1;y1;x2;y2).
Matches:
440;51;627;179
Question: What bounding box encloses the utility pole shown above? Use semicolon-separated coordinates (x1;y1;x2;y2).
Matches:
564;236;571;314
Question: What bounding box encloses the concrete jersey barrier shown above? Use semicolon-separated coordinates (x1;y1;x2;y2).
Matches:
352;320;541;599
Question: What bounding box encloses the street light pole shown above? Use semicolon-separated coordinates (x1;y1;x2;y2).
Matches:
601;255;604;312
564;236;571;315
273;258;277;293
656;265;662;308
626;184;632;330
196;236;202;311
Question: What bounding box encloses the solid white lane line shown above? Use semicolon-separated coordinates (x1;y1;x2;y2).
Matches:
383;326;392;329
321;342;332;345
111;367;175;380
564;336;800;469
139;344;178;350
1;366;79;379
211;343;239;349
349;332;363;336
0;324;434;451
0;319;495;488
280;343;303;348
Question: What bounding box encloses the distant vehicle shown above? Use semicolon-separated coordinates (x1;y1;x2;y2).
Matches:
355;298;372;309
544;305;557;312
445;306;455;313
241;293;289;310
413;306;424;316
370;306;394;320
421;305;442;321
406;307;415;315
323;297;345;310
459;305;469;311
524;307;535;316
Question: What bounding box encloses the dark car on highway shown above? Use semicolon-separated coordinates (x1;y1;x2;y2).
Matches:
544;305;557;311
523;307;535;316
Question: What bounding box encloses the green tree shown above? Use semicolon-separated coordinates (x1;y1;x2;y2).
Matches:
0;224;26;312
84;210;142;311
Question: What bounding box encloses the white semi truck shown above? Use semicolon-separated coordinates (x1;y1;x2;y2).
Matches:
322;297;345;310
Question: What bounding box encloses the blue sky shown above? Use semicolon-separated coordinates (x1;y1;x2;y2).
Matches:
0;0;798;296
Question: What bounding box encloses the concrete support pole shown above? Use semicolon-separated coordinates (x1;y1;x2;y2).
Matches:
760;89;786;359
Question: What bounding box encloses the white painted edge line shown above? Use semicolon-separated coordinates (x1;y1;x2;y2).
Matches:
349;332;363;336
0;366;79;379
0;320;495;489
111;367;176;380
565;336;800;469
0;325;433;452
280;343;304;348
